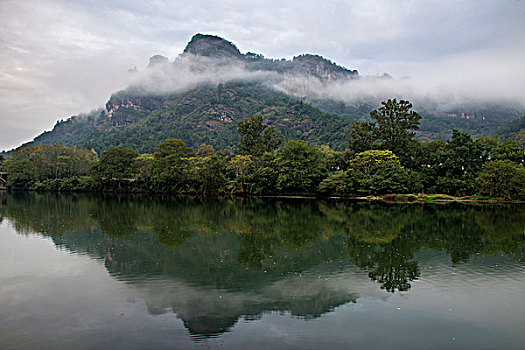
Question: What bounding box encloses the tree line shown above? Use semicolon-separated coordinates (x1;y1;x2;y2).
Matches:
2;99;524;199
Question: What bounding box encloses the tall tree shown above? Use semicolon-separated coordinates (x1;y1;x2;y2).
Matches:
238;115;284;157
369;99;421;159
152;139;195;192
346;121;376;156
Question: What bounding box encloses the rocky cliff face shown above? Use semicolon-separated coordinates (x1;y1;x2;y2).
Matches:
183;34;244;60
106;96;162;126
290;54;357;81
147;55;169;68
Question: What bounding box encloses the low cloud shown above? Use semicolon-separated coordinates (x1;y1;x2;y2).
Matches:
126;50;525;115
128;54;281;95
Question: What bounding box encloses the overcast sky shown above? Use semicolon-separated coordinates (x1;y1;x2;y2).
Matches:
1;0;524;151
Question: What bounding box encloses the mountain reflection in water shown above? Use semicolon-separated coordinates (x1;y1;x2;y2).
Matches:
1;192;524;340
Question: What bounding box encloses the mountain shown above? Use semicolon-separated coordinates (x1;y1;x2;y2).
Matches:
31;33;524;153
33;81;364;153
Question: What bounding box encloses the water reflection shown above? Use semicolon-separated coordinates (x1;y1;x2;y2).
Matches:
1;192;524;339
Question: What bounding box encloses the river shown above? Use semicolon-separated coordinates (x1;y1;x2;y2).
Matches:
0;192;524;349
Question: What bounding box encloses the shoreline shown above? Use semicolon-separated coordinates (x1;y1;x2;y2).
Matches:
3;189;524;204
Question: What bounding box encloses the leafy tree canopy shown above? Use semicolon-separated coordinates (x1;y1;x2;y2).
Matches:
238;115;284;157
90;146;138;181
369;99;421;160
476;160;525;200
276;140;324;193
346;121;376;156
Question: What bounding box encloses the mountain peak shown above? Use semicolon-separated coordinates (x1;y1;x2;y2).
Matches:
148;55;169;68
183;34;243;59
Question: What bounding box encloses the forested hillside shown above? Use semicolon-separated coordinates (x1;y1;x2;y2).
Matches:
33;81;358;153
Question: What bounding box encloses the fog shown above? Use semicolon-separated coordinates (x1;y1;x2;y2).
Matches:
129;54;281;95
127;49;525;114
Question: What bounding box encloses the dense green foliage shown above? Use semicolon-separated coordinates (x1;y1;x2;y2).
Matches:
476;160;525;199
2;143;97;190
276;140;324;193
32;82;356;153
369;99;421;157
28;82;524;156
4;99;524;199
237;115;284;157
89;147;138;190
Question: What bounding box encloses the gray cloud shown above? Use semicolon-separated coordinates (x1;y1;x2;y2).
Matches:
1;0;524;150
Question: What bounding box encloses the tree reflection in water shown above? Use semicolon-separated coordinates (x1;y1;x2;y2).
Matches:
1;193;524;338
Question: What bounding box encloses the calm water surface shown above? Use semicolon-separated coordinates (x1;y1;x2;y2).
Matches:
0;192;524;349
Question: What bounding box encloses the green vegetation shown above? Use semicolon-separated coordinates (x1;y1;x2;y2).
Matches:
3;99;524;200
2;143;97;190
276;140;324;193
476;160;525;200
497;115;525;140
237;114;284;157
369;99;421;159
32;82;356;153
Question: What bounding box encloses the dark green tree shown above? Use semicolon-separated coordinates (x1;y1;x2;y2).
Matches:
154;139;194;161
189;154;229;194
347;150;411;195
318;170;349;195
89;146;138;190
491;139;524;164
152;139;195;192
247;152;279;195
433;130;483;195
346;121;376;156
476;160;525;199
276;140;324;193
369;99;421;160
238;115;284;157
5;159;37;189
411;131;486;195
